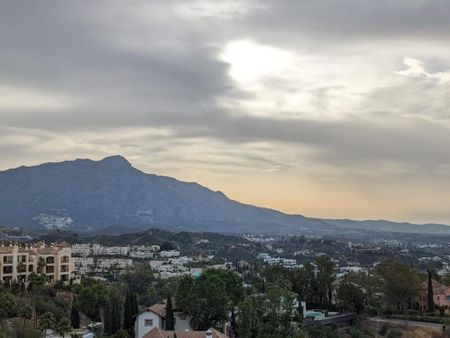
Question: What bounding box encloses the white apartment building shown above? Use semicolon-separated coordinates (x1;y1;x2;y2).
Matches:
0;242;74;285
96;258;133;270
159;250;180;258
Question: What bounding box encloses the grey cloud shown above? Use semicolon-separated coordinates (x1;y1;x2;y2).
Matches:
2;0;450;223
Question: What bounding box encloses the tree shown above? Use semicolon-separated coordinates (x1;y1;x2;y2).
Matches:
177;269;233;330
316;256;335;305
111;295;121;334
120;264;155;304
335;279;366;313
262;265;292;290
19;305;34;338
123;286;138;331
55;317;71;338
38;312;55;338
238;284;300;338
376;261;421;311
75;280;108;322
160;241;176;251
0;292;17;319
27;272;47;290
103;299;113;336
165;295;175;330
70;302;80;329
37;257;46;274
427;269;434;312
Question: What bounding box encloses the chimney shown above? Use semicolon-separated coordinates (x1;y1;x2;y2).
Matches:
206;329;213;338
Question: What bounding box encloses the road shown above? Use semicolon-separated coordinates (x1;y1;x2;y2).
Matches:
369;317;446;330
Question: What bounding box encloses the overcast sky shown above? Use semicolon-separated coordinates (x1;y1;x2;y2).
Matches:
1;0;450;224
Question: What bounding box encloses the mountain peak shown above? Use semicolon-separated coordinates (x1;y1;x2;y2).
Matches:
98;155;131;167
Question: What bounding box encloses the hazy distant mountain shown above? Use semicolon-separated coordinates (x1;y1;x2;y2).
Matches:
0;155;449;235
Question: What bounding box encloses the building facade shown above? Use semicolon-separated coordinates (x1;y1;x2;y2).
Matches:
417;280;450;311
0;242;74;285
135;299;191;338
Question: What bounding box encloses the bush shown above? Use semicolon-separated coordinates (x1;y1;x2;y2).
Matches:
378;324;388;336
387;330;402;338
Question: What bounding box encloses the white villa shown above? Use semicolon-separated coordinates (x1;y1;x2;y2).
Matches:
134;298;191;338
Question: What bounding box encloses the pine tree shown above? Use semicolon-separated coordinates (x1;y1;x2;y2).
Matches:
165;295;175;330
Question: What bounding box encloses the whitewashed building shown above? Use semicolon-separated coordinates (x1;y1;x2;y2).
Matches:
134;299;191;338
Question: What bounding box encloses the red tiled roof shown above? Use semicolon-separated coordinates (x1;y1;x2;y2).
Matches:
141;298;180;319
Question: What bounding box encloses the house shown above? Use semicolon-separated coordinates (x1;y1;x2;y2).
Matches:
417;280;450;311
135;298;191;338
143;327;226;338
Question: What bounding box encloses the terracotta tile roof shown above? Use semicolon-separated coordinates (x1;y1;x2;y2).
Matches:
148;303;166;318
143;327;226;338
142;298;180;319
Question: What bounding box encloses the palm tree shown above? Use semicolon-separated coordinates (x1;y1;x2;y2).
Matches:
37;257;46;274
19;305;33;338
38;312;55;338
55;317;71;338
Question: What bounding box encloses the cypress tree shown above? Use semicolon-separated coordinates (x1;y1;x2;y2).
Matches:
123;287;133;330
427;269;434;312
70;304;80;329
103;300;112;336
111;296;121;334
131;291;138;316
165;295;175;330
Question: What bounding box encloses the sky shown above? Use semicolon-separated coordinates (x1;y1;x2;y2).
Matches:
1;0;450;224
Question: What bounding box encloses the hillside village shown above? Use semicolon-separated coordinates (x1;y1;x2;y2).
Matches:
2;228;450;337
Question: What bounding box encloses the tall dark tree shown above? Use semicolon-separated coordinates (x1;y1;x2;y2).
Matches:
427;269;435;312
131;291;138;317
123;287;134;330
103;300;113;336
165;295;175;330
70;303;80;329
111;296;121;334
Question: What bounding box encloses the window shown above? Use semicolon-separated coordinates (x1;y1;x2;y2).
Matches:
2;266;12;274
144;319;153;327
3;256;13;264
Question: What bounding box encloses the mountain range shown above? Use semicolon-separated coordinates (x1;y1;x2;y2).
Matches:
0;155;449;236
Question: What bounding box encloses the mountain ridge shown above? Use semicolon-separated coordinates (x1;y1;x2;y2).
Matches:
0;155;449;235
